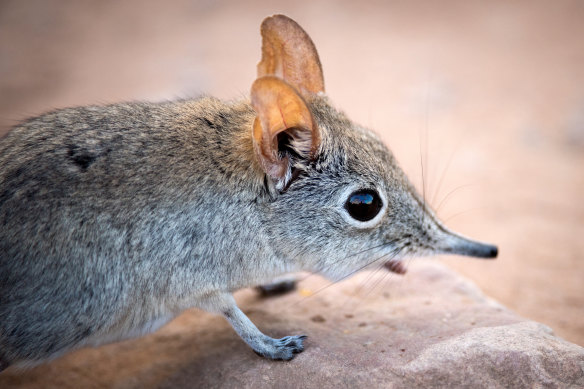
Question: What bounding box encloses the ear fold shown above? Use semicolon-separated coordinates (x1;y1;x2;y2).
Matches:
251;76;319;189
258;15;325;98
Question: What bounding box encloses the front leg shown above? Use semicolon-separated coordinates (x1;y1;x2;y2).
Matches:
204;293;306;361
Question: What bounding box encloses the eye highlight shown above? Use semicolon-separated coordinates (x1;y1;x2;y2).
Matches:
345;189;383;222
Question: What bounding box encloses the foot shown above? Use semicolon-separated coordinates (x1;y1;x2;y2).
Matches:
215;293;308;361
384;260;407;274
253;335;307;361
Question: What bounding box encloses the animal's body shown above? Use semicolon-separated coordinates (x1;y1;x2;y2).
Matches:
0;15;496;370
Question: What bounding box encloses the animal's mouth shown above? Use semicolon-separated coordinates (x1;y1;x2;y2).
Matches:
384;260;407;275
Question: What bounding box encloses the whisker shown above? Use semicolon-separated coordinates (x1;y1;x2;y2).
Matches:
419;144;426;225
443;206;488;224
388;256;414;299
430;133;468;207
361;264;393;300
286;247;401;310
295;239;401;284
419;71;431;226
434;182;477;215
344;262;387;308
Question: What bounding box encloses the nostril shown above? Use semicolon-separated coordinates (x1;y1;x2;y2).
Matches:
475;243;498;259
489;246;498;258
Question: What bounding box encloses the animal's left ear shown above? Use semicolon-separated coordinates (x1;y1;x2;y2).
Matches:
251;76;319;190
258;14;325;99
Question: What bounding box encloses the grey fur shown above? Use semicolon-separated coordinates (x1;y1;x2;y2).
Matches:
0;30;497;371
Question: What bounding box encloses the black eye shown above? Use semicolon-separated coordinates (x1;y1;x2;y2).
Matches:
345;189;383;222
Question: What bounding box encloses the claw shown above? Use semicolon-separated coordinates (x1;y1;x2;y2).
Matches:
253;334;307;360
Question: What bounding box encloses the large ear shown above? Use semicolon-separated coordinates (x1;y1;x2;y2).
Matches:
251;76;319;189
258;15;325;98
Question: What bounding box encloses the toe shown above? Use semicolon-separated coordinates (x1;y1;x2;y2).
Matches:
253;335;307;360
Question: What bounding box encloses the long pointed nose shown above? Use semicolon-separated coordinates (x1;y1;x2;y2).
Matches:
437;229;498;259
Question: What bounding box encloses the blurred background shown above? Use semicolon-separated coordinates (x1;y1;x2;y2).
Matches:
0;0;582;346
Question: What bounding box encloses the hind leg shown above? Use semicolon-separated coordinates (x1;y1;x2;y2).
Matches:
255;274;297;297
0;355;10;373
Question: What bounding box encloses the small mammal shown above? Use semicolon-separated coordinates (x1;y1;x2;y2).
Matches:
0;15;497;369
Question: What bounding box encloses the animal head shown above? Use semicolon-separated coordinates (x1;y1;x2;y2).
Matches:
251;15;497;279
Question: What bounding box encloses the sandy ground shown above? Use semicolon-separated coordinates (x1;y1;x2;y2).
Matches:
0;0;582;346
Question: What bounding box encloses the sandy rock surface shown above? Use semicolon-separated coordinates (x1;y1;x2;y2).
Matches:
1;262;582;388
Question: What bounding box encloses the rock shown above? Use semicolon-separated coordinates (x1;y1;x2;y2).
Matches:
1;262;582;388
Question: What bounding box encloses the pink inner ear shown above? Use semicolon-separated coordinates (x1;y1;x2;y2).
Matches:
250;76;319;188
252;116;288;180
258;15;325;98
